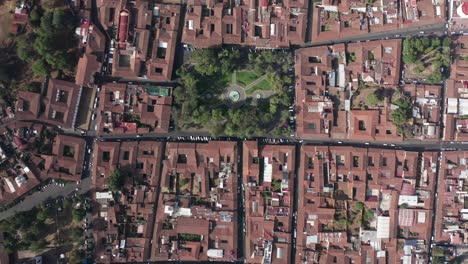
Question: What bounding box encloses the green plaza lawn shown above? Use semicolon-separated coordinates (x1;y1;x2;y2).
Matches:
236;71;261;87
246;79;273;95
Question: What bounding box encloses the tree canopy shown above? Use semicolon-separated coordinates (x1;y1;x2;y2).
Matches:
72;207;86;222
16;8;78;75
391;97;412;126
174;49;294;138
108;169;125;192
403;37;451;83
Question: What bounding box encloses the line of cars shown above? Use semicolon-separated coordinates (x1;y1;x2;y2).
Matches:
38;179;66;192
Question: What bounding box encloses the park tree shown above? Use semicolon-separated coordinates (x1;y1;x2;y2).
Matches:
36;206;51;221
72;207;86;222
39;12;53;34
218;49;240;74
30;238;48;253
16;35;35;62
428;71;444;84
52;9;66;28
71;227;84;241
211;108;225;122
431;37;441;48
0;66;10;84
422;37;431;47
414;62;425;74
22;82;41;93
29;7;42;26
443;36;451;47
208;123;224;138
46;51;68;70
34;34;53;57
191;49;219;76
269;96;279;114
32;60;49;76
403;39;417;64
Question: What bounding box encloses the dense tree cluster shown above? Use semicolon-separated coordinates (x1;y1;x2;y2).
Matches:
390;94;413;137
108;169;125;192
403;37;451;83
16;8;78;76
72;207;86;222
1;195;89;257
0;207;49;253
173;49;294;138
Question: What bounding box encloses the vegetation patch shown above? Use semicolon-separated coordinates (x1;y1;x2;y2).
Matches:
179;233;202;242
246;78;273;95
390;94;412;136
108;169;125;192
173;49;294;138
1;194;88;262
237;71;261;87
0;2;78;106
403;37;451;83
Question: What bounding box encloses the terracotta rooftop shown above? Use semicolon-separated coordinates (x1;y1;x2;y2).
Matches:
182;0;308;48
152;141;239;262
296;145;434;263
312;0;444;42
75;53;101;86
97;83;173;135
43;134;86;182
41;79;81;129
15;91;41;120
295;40;403;141
92;140;163;262
107;1;180;81
444;35;468;141
242;141;295;264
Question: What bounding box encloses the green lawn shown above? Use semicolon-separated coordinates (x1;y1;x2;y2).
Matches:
246;79;272;95
223;72;232;84
237;71;261;87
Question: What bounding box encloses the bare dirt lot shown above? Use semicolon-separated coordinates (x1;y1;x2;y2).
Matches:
0;1;14;44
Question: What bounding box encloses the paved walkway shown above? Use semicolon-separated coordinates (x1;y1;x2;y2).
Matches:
232;71;237;84
203;71;270;110
244;75;267;91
